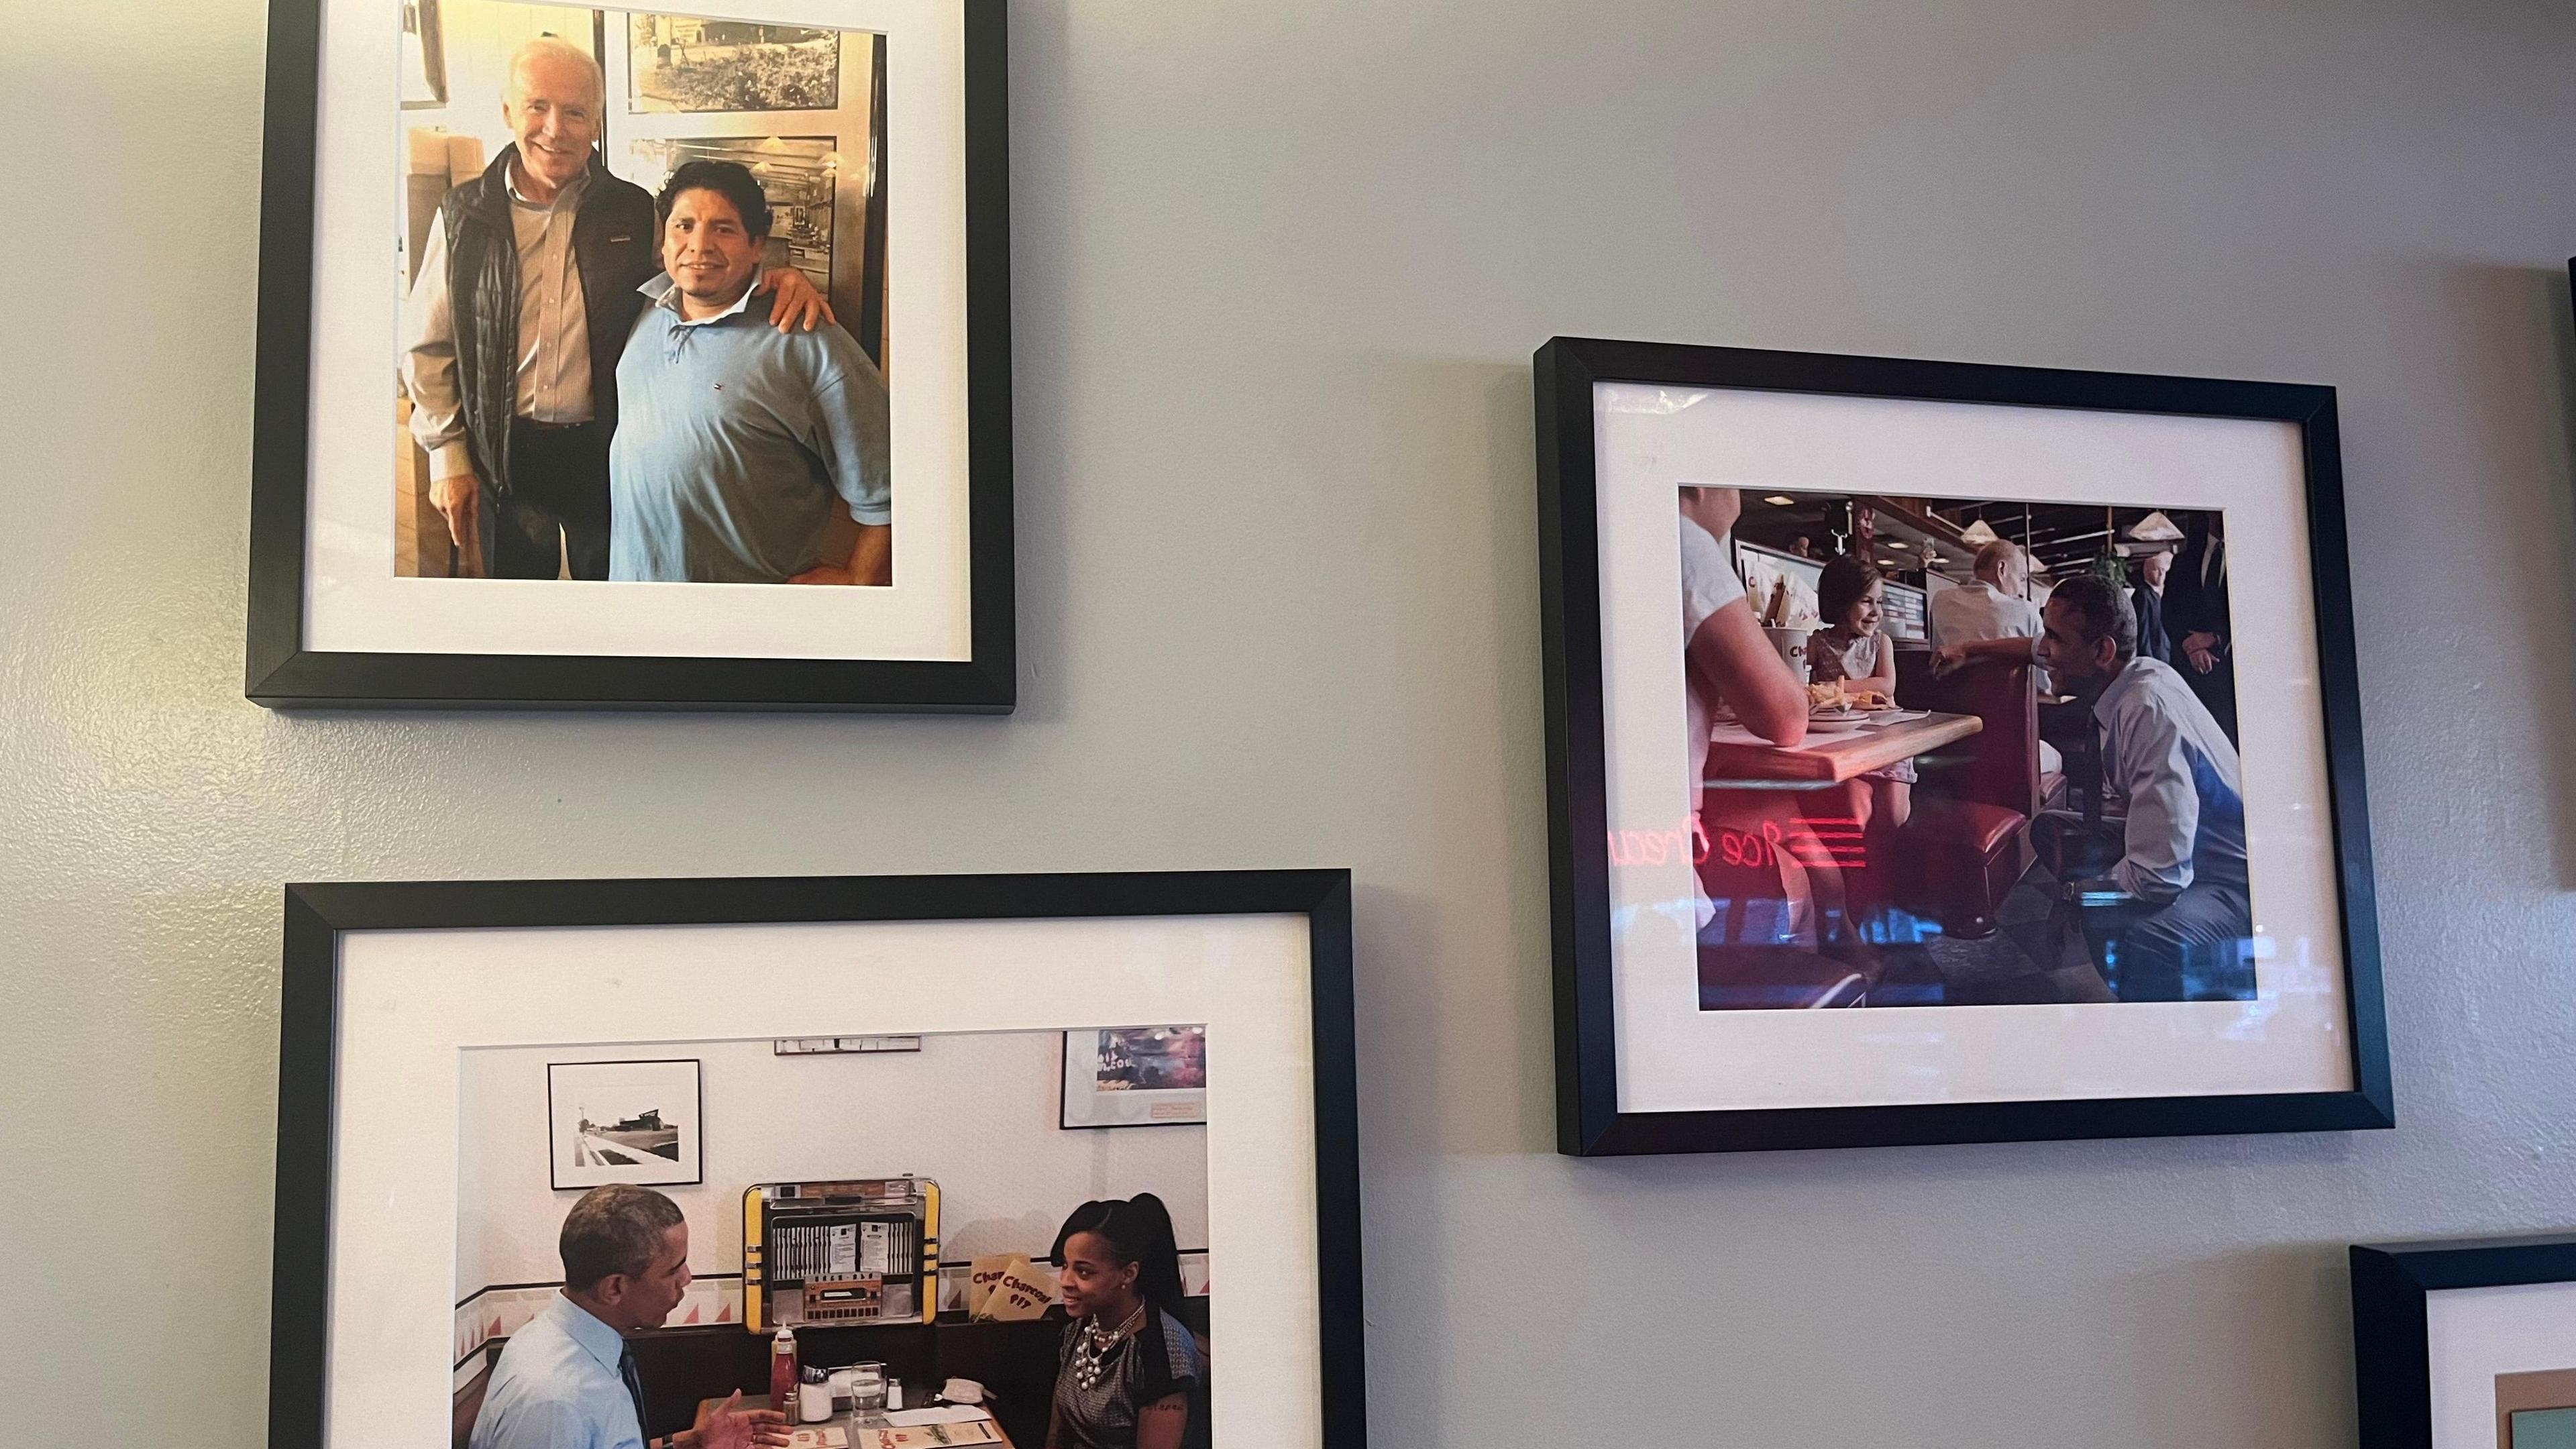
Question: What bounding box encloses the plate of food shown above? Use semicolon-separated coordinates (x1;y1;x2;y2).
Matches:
1806;680;1896;714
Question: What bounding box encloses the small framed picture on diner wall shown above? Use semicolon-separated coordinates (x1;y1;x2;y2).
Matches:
248;0;1013;710
1534;336;2391;1155
1061;1025;1210;1129
2351;1236;2576;1449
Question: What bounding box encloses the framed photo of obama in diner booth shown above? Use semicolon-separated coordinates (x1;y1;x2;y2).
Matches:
266;869;1369;1449
1534;337;2392;1156
247;0;1013;710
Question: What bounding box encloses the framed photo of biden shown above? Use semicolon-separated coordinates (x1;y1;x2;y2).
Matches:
248;0;1014;710
1534;336;2392;1156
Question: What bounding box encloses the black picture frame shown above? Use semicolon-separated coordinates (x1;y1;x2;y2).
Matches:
1535;335;2392;1156
544;1057;706;1190
248;0;1014;711
2351;1236;2576;1449
266;869;1364;1449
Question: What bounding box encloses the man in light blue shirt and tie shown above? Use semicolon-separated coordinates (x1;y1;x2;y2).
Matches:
2037;573;2255;1002
470;1185;786;1449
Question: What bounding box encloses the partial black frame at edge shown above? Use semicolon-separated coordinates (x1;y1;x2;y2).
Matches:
2350;1236;2576;1449
1536;335;2393;1157
268;870;1365;1449
244;0;1015;712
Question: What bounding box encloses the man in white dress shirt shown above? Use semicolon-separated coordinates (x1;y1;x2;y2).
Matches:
1930;539;2050;692
2036;574;2254;1002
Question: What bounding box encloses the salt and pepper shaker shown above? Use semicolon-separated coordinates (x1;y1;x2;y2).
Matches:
798;1366;832;1424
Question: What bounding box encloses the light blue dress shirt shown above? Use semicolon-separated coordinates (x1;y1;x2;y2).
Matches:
468;1294;645;1449
608;272;891;584
2092;655;2249;902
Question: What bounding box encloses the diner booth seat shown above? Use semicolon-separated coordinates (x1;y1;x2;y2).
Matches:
453;1345;498;1449
1694;784;1881;1009
1891;651;2060;939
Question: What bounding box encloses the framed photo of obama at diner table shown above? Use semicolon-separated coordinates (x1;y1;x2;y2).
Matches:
246;0;1014;710
266;869;1370;1449
1534;336;2392;1156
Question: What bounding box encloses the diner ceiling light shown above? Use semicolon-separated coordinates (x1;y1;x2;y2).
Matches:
1762;495;1798;506
2127;510;2184;541
1960;519;1999;545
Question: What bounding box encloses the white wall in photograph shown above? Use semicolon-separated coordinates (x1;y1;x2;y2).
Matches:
458;1031;1210;1299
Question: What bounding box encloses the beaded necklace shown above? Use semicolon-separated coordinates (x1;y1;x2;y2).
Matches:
1071;1301;1147;1394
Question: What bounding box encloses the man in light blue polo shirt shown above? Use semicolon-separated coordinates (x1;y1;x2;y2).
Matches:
608;160;890;585
470;1185;784;1449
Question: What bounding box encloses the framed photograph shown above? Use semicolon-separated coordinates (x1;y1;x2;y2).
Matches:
399;0;447;107
268;870;1364;1449
1061;1024;1210;1128
1535;336;2391;1155
250;0;1012;710
627;16;841;113
2352;1237;2576;1449
545;1057;703;1188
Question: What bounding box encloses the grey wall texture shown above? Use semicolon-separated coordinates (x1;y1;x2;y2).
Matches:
6;0;2576;1444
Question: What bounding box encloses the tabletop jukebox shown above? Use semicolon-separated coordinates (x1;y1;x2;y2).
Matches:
743;1177;941;1329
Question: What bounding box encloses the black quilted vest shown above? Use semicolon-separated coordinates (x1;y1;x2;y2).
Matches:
438;146;657;499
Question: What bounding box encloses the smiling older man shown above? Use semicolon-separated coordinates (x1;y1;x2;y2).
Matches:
401;37;829;580
608;161;891;586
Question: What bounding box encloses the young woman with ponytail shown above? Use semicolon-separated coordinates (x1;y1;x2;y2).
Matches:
1043;1194;1202;1449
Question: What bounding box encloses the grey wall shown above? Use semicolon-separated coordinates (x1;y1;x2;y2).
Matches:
7;0;2576;1444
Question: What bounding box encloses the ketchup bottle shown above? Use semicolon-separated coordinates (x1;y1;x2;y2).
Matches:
769;1326;798;1413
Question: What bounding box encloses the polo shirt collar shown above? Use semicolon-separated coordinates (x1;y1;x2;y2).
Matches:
548;1291;629;1374
639;271;761;326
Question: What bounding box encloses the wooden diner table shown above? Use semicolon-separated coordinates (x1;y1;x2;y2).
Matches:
1703;710;1983;786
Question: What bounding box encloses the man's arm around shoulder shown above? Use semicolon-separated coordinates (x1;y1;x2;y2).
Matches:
783;331;891;586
